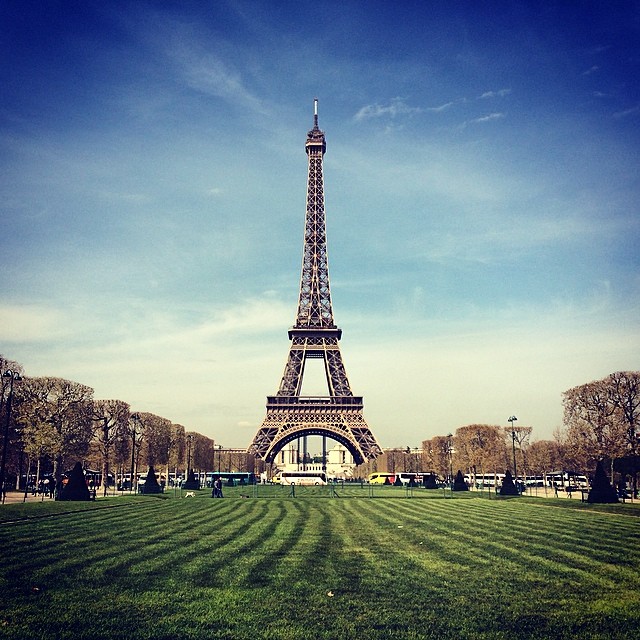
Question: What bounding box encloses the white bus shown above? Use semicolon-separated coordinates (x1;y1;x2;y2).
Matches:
464;473;506;488
280;471;328;486
545;472;589;490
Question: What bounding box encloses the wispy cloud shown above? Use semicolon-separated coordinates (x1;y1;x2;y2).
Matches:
356;91;510;123
131;11;267;116
474;112;505;123
459;112;505;128
0;305;69;342
354;98;422;121
427;101;456;112
613;104;640;118
172;46;265;114
582;65;600;76
478;89;511;99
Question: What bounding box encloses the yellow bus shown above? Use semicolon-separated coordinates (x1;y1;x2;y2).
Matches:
368;472;395;484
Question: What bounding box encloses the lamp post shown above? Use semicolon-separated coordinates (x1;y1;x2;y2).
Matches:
508;415;518;481
1;370;22;503
446;433;454;487
216;444;222;474
186;434;194;477
474;431;486;493
129;413;141;493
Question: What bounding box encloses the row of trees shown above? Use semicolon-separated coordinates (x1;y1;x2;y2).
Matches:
562;371;638;473
4;353;636;494
0;355;230;496
357;372;639;490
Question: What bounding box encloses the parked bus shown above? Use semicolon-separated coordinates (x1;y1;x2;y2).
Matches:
464;473;506;488
280;471;327;485
397;472;430;485
369;472;435;485
206;472;256;487
545;471;589;490
368;472;395;484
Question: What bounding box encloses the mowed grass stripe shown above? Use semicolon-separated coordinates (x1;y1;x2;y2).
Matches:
95;499;274;587
418;500;635;587
1;497;262;591
345;499;636;594
0;495;639;640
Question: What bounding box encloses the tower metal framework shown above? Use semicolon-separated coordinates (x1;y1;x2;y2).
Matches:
248;100;382;465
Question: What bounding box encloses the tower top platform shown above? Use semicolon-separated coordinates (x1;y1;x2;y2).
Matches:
306;98;326;153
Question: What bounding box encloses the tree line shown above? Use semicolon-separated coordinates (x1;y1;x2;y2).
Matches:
3;353;637;495
0;354;245;496
357;371;639;492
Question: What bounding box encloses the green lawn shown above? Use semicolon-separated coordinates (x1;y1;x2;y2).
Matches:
0;488;638;639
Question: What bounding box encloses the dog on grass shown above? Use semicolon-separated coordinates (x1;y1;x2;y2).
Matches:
184;491;196;498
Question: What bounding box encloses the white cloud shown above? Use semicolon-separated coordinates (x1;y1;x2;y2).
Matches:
479;89;511;99
613;104;640;119
471;112;505;123
460;112;505;128
179;52;264;113
0;305;70;342
132;11;267;116
427;101;456;112
354;98;422;121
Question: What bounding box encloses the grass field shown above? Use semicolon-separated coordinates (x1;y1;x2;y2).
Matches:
0;487;638;640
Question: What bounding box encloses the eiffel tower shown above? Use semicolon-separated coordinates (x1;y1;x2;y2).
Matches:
248;100;382;466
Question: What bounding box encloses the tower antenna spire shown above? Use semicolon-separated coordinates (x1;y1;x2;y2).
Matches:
314;97;319;129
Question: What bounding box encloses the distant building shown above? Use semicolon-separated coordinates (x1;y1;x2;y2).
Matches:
274;442;356;480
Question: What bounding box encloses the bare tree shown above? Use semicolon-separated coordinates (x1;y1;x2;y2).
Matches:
608;371;640;455
504;425;533;479
0;356;25;491
454;424;507;486
21;420;61;494
168;423;186;483
112;422;132;486
563;379;626;471
17;377;94;488
192;433;214;474
607;371;640;494
91;400;130;496
528;439;565;492
422;436;452;480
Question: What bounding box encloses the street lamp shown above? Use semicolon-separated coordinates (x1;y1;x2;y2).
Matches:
186;434;194;477
129;413;142;493
447;433;454;486
1;370;22;503
216;444;222;473
508;415;518;481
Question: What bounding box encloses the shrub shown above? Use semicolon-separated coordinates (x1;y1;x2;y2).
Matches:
499;469;519;496
141;466;162;494
587;460;619;503
453;470;469;491
57;462;91;501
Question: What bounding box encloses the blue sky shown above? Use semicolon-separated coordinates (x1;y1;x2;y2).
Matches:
1;0;639;448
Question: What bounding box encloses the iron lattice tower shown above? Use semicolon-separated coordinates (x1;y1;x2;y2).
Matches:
248;100;382;465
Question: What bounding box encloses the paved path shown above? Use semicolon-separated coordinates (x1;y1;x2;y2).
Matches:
1;491;57;504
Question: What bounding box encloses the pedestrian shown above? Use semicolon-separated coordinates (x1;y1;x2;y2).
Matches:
213;476;223;498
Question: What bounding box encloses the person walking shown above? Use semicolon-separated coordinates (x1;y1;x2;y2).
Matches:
212;476;224;498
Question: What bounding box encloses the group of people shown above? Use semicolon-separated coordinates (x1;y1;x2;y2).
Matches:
211;476;224;498
29;477;57;498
